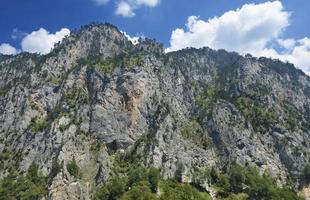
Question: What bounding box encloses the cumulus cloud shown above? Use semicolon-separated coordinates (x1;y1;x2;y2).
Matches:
121;31;140;45
166;1;310;74
167;1;289;52
0;43;18;55
277;38;296;49
115;0;160;17
21;28;70;54
259;38;310;74
92;0;160;17
115;1;135;17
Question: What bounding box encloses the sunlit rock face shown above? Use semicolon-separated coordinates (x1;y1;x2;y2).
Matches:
1;23;310;199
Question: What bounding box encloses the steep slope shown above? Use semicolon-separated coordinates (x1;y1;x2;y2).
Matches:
0;23;310;199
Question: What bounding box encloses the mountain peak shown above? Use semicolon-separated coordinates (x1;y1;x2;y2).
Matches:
1;22;310;200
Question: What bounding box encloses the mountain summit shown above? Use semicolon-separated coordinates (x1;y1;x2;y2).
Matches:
0;23;310;199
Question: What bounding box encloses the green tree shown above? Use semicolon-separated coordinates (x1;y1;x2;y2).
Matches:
229;165;246;193
93;177;128;200
301;160;310;184
0;163;47;200
148;168;160;192
66;158;81;178
159;180;211;200
128;167;148;187
119;181;158;200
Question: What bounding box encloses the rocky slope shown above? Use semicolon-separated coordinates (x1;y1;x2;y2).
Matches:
1;23;310;199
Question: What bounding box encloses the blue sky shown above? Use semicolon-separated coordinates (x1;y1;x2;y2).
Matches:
1;0;310;73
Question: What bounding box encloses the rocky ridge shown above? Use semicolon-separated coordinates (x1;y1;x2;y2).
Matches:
0;23;310;199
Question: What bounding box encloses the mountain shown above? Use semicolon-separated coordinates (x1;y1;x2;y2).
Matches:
0;23;310;199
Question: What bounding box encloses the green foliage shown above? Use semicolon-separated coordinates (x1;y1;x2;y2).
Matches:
66;158;81;179
0;151;12;162
49;158;61;181
280;101;300;131
196;84;223;116
159;180;211;200
29;116;49;133
93;176;128;200
148;168;160;193
0;163;47;200
95;57;116;74
235;97;277;134
0;88;6;97
48;75;61;85
229;165;246;193
218;193;248;200
194;78;295;136
46;104;63;123
27;163;40;183
213;165;302;200
64;87;89;108
212;171;231;197
128;167;148;187
192;168;210;184
181;120;209;148
94;163;300;200
90;140;101;153
29;97;40;111
93;154;162;200
301;160;310;185
111;134;158;173
78;51;143;74
119;181;158;200
59;124;67;132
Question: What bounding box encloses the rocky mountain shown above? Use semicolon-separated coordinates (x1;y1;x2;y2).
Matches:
1;23;310;199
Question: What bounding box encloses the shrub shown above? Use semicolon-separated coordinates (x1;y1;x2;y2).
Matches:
159;180;211;200
93;176;128;200
30;117;48;133
196;84;222;116
181;120;209;148
239;166;300;200
235;97;277;134
0;163;47;200
119;181;157;200
49;158;61;181
0;151;12;162
192;168;211;188
128;167;148;187
229;165;246;193
95;58;115;74
0;88;7;97
148;168;160;192
66;158;81;179
212;165;301;200
301;160;310;184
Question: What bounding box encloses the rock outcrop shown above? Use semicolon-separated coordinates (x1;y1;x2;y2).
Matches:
1;23;310;199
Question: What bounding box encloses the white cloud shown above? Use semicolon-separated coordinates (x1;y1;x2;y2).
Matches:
136;0;160;7
92;0;160;17
259;38;310;74
21;28;70;54
92;0;110;5
121;31;140;45
0;43;18;55
166;1;310;75
115;1;135;17
167;1;289;53
115;0;160;17
277;38;296;49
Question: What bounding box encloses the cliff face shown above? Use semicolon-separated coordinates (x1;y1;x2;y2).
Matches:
1;23;310;199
